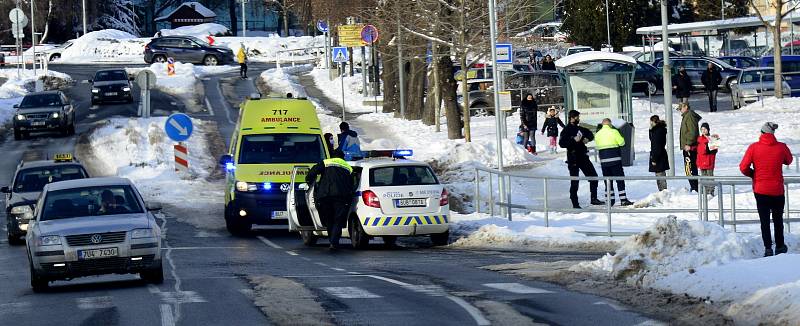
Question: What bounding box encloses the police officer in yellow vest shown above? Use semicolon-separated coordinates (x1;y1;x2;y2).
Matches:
595;118;634;206
237;43;248;79
306;150;356;250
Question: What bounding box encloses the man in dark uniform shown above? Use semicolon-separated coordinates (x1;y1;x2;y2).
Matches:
305;150;355;250
559;110;605;209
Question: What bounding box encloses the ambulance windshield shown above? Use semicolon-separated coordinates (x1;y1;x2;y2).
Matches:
238;134;325;164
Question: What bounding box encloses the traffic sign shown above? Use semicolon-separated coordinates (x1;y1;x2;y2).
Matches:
9;8;28;26
338;24;365;47
165;113;193;142
316;20;328;33
360;25;379;44
167;57;174;64
495;43;513;64
332;47;349;63
135;70;157;90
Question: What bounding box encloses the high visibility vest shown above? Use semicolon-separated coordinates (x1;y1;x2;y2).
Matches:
595;125;625;166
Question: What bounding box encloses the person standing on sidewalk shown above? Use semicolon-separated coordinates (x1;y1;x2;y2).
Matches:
701;63;723;112
739;122;793;257
594;119;634;206
672;66;693;104
697;122;719;196
541;107;565;154
559;110;605;209
306;150;356;250
237;43;248;79
649;115;670;192
679;103;702;192
519;94;539;154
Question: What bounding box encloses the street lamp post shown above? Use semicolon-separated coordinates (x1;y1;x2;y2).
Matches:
605;0;611;49
30;0;36;75
81;0;87;35
240;0;247;37
661;0;675;176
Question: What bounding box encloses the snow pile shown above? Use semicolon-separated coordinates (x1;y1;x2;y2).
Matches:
128;63;236;96
259;65;314;98
58;29;148;63
0;68;72;125
85;117;224;230
309;68;374;113
158;23;230;38
219;35;324;63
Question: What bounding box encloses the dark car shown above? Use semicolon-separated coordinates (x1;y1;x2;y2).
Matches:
90;69;134;105
653;56;741;91
0;52;5;67
633;62;662;95
1;154;89;245
13;91;76;140
718;56;759;69
506;71;564;110
144;36;234;66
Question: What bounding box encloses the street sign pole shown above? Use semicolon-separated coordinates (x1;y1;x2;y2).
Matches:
30;0;35;76
488;0;508;220
661;0;675;176
341;62;346;122
240;0;247;37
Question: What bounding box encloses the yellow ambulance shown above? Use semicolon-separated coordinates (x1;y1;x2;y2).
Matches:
219;94;329;235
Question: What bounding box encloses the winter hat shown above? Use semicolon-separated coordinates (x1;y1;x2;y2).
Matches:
701;122;710;131
568;110;580;119
761;122;778;134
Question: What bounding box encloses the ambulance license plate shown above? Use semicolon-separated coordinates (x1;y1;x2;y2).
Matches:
272;211;288;219
395;199;426;208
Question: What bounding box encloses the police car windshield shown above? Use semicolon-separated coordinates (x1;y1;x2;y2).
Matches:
41;186;143;221
238;134;325;164
14;165;88;193
370;166;439;187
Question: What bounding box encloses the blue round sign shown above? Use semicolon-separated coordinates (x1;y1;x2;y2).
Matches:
167;57;174;64
164;113;193;142
316;20;328;33
360;25;379;44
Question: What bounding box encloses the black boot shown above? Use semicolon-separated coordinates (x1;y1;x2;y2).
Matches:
764;247;774;257
776;245;788;255
590;198;605;206
620;199;634;206
571;198;581;209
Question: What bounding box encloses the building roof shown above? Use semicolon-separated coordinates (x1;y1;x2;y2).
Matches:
155;2;216;22
636;15;800;35
555;51;636;68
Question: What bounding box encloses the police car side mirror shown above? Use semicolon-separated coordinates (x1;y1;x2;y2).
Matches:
0;186;9;194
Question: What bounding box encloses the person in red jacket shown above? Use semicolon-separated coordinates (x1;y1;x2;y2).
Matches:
739;122;793;257
697;123;719;196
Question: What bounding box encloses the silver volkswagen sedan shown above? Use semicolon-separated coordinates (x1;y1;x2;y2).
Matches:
730;68;792;109
26;177;163;292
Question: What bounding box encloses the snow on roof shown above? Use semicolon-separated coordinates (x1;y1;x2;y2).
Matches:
155;2;216;21
555;51;636;68
636;15;800;35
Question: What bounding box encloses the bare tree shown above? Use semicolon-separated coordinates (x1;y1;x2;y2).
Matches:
750;0;800;98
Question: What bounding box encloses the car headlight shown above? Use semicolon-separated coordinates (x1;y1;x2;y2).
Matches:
131;228;155;239
91;88;99;93
16;114;25;121
51;112;59;119
10;205;34;219
236;181;258;192
123;86;131;92
40;235;61;246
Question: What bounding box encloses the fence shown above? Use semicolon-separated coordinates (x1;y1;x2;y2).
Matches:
275;46;325;67
473;166;800;237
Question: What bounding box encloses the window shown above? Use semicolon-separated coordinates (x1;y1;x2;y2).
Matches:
179;39;197;48
740;71;776;83
19;93;62;108
41;185;143;220
238;134;325;164
369;166;439;187
155;38;180;47
94;70;128;82
14;165;89;193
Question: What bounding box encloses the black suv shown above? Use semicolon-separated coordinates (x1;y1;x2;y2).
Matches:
144;36;234;66
13;91;76;140
90;69;134;105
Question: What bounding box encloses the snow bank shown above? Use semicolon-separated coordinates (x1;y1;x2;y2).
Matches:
158;23;230;38
127;63;236;96
259;65;314;98
85;117;224;230
309;68;375;113
218;36;323;63
0;68;72;125
58;29;147;63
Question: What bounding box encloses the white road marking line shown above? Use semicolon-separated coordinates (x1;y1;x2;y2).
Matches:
633;320;669;326
483;283;554;294
158;291;207;304
364;274;411;286
300;257;312;261
203;97;215;116
257;236;283;249
160;304;175;326
214;79;236;124
0;302;31;314
593;300;627;311
322;287;382;299
161;246;247;250
76;296;114;310
286;251;299;256
331;268;346;272
148;284;161;294
404;284;446;296
315;262;329;267
346;271;360;274
446;295;491;326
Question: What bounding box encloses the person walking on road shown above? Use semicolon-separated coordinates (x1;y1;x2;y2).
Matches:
701;63;723;112
541;107;565;154
306;150;356;250
595;119;634;206
649;115;670;192
540;55;556;71
336;122;363;160
520;94;539;154
739;122;793;257
672;66;693;104
323;133;335;155
237;43;248;79
679;103;702;192
559;110;605;209
697;122;720;196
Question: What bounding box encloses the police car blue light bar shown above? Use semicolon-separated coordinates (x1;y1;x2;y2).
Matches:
394;149;413;157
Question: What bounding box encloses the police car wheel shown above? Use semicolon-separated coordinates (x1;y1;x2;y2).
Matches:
348;217;370;249
430;231;450;246
301;231;318;246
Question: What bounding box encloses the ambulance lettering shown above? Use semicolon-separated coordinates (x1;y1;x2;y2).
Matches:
261;117;301;123
259;170;307;176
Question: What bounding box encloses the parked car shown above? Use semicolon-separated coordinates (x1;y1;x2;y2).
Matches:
730;68;791;109
42;40;74;61
718;56;759;69
144;36;234;66
565;46;593;57
512;64;535;72
626;50;682;63
653;56;741;91
89;69;134;105
633;62;662;96
456;79;495;115
13;91;76;140
760;55;800;97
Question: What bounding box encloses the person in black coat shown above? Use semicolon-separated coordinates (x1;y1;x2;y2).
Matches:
540;107;565;154
519;94;538;154
540;55;556;71
672;66;693;104
559;110;604;209
649;115;670;191
701;63;723;112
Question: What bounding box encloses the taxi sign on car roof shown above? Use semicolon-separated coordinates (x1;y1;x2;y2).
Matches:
53;153;73;162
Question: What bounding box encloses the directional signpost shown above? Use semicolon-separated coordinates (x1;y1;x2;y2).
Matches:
165;113;193;173
360;24;380;112
316;20;328;33
9;8;28;78
135;70;157;118
332;47;349;121
495;44;514;64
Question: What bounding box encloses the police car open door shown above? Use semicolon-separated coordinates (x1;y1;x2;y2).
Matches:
287;166;325;232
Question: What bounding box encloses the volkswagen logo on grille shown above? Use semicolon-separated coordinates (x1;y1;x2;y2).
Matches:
90;234;103;244
280;183;291;192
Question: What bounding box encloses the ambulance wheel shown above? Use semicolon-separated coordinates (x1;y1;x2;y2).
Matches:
301;231;318;246
430;231;450;246
382;236;397;248
348;216;370;249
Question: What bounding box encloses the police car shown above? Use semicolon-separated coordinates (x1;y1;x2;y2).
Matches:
287;150;450;248
2;154;89;245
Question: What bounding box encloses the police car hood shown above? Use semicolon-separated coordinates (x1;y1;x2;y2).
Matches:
37;213;150;236
7;191;40;208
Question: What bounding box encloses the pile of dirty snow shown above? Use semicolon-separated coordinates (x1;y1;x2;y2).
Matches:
127;63;236;96
259;65;314;98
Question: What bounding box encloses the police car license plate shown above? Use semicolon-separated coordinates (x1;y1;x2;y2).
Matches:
395;199;426;208
105;92;118;96
272;211;288;219
31;121;45;127
78;247;118;260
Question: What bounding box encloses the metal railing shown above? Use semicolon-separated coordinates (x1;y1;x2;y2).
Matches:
473;166;800;237
275;46;325;68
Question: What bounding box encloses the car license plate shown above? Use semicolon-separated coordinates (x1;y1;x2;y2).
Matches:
31;121;45;127
105;92;118;96
272;211;288;219
78;247;118;260
395;199;427;208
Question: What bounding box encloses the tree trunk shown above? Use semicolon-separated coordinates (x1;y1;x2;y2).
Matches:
39;0;53;43
283;4;290;36
460;54;471;142
229;0;238;36
422;60;437;126
405;57;426;120
773;17;784;98
381;48;398;114
442;56;463;139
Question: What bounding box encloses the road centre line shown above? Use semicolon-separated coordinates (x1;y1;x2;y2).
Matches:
204;97;216;116
160;304;175;326
257;236;283;249
286;251;299;256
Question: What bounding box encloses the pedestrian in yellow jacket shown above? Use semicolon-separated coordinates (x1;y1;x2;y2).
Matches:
595;118;633;206
237;44;248;79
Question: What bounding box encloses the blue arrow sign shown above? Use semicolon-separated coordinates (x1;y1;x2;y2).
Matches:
316;20;328;33
495;43;513;64
332;47;349;63
164;113;193;142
